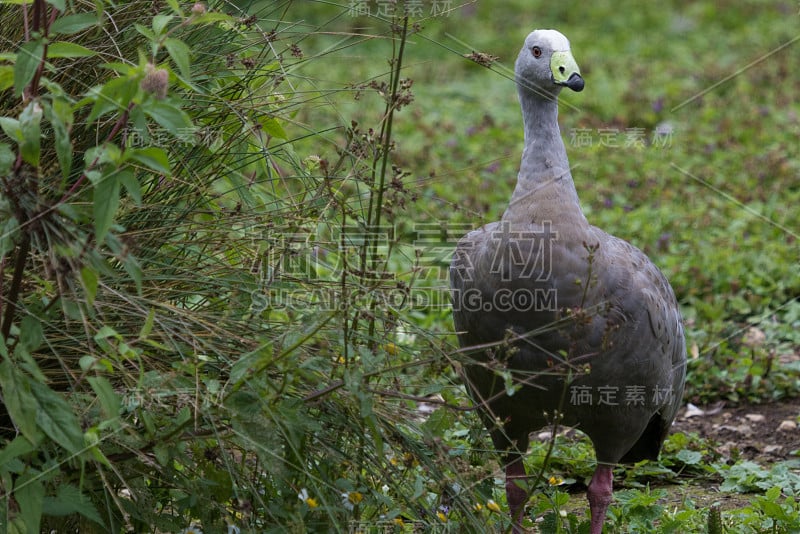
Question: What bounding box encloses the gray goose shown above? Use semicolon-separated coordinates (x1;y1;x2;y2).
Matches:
449;29;686;533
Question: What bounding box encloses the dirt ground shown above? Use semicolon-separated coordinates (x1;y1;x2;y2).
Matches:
672;396;800;464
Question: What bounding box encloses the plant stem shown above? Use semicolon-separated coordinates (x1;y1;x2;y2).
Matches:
1;233;31;339
365;16;409;347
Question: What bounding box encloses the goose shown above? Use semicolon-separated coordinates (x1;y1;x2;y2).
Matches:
449;29;686;533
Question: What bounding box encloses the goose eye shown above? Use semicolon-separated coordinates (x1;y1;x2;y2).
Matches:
531;46;542;58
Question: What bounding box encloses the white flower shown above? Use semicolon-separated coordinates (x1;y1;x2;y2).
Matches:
341;491;363;511
180;525;203;534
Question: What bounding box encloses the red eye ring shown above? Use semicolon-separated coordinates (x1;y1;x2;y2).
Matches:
531;46;542;58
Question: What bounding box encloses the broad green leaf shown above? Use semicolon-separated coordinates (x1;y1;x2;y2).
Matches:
99;61;135;75
0;215;19;258
0;142;14;176
42;484;103;524
152;14;173;36
0;65;13;91
50;12;98;35
93;172;120;242
18;316;43;352
676;449;702;465
87;376;121;420
117;167;142;205
19;101;42;166
143;99;193;137
260;116;287;140
14;344;47;384
0;435;35;467
45;0;65;10
0;117;22;143
165;0;182;14
30;380;84;454
15;471;44;534
46;41;96;58
46;96;74;179
85;76;138;125
85;143;122;167
126;146;171;174
133;22;156;42
164;37;191;80
122;253;143;294
0;363;41;442
190;12;236;25
80;266;98;305
13;39;44;96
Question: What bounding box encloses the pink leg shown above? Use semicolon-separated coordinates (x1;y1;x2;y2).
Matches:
587;463;614;534
506;457;528;533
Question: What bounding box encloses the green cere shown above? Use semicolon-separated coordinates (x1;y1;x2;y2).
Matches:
550;50;581;84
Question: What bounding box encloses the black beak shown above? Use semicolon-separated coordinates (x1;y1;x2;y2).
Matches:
564;72;584;92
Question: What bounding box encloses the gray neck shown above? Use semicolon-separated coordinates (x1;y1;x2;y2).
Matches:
502;86;587;225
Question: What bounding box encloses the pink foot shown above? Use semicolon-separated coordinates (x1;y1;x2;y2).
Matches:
587;464;614;534
506;458;528;533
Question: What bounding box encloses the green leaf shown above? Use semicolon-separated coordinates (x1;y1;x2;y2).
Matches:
260;116;287;140
85;143;122;168
118;167;142;205
165;0;182;14
133;23;156;42
164;37;191;80
18;316;44;352
0;117;22;143
46;41;96;58
46;96;74;180
152;14;174;36
676;449;703;465
19;101;42;167
93;171;121;242
29;380;84;454
190;12;236;25
0;362;41;443
0;216;19;259
85;76;137;125
15;471;45;534
50;12;98;35
0;436;35;467
143;99;193;137
0;142;14;177
87;376;121;420
126;146;171;174
45;0;65;10
80;266;98;305
42;484;103;524
0;65;13;92
13;39;44;96
139;308;156;339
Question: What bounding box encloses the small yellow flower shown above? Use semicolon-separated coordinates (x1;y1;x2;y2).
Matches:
383;342;398;355
348;491;363;505
486;499;502;513
437;511;448;522
393;517;405;526
548;475;564;486
473;502;483;512
298;488;318;508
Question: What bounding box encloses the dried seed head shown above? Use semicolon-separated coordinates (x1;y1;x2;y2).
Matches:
141;63;169;99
